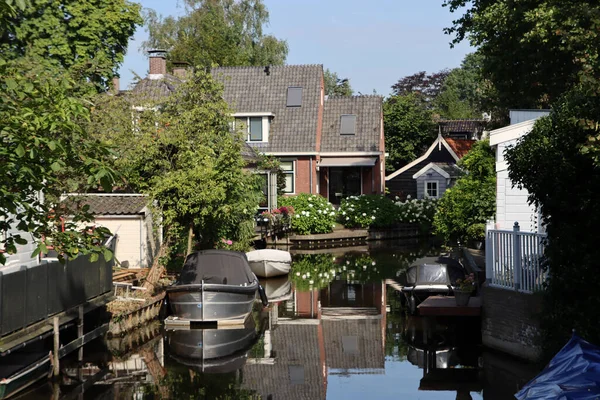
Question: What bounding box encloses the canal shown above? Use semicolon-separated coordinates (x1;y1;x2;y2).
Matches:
13;239;539;399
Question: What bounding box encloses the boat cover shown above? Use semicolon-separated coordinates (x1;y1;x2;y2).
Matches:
405;257;464;287
246;249;292;263
515;334;600;400
178;250;256;286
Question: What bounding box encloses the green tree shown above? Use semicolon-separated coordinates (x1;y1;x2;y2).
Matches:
504;89;600;356
0;0;141;92
0;57;118;264
443;0;600;109
433;140;496;244
143;0;288;68
383;93;436;171
324;68;352;97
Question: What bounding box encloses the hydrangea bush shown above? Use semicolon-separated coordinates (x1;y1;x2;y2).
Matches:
290;254;337;290
278;194;337;235
394;196;438;226
338;195;398;228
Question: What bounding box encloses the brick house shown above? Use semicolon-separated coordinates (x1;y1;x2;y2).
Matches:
212;65;385;204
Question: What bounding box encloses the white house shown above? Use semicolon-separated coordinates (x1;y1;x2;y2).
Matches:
489;110;550;232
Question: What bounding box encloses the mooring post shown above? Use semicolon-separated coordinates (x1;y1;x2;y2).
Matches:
53;316;60;377
78;305;84;362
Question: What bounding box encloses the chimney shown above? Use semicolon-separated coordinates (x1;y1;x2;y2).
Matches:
147;49;167;78
111;76;120;94
172;61;190;79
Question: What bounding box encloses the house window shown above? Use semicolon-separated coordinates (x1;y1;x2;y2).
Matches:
287;87;302;107
425;181;438;198
340;114;356;135
257;173;268;210
235;116;268;142
280;160;295;194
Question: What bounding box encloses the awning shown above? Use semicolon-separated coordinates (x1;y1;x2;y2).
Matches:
319;157;377;167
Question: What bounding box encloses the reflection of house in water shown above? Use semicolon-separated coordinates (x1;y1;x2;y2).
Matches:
242;278;387;397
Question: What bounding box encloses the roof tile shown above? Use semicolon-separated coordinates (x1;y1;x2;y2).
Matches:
445;138;476;159
63;194;148;216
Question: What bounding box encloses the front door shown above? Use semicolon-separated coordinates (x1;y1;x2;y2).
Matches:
328;167;362;204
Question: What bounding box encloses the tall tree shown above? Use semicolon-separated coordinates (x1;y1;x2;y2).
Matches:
443;0;600;109
383;93;436;171
391;70;450;107
0;57;118;264
143;0;288;68
0;0;141;91
324;68;352;97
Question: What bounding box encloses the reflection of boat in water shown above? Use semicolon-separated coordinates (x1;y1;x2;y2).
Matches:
407;345;459;369
246;249;291;278
259;276;292;303
165;317;259;373
0;353;51;399
166;250;265;322
399;256;465;314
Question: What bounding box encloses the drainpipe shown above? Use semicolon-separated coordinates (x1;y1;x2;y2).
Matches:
309;158;313;194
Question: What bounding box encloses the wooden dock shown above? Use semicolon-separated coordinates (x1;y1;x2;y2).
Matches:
417;296;481;317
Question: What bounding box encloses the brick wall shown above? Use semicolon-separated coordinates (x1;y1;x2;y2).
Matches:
482;284;543;361
294;157;316;194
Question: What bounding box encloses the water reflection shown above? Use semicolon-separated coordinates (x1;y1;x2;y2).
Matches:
13;241;539;399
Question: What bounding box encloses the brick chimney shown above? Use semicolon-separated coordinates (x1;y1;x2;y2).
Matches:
172;61;190;79
148;49;167;77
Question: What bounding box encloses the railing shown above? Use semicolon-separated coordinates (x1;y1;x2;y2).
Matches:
486;223;547;293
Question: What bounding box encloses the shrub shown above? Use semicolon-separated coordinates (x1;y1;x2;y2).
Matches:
338;195;398;228
290;254;337;290
278;194;337;235
394;196;438;225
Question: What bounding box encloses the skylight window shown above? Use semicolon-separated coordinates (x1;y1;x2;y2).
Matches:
341;114;356;135
287;87;302;107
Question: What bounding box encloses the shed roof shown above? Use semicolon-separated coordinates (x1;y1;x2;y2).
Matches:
212;65;323;153
444;138;475;158
438;119;487;137
321;96;383;153
62;194;148;216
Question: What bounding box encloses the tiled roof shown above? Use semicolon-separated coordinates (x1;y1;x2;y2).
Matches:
322;319;384;371
321;96;383;153
438;119;486;136
212;65;323;153
62;194;148;216
131;74;181;102
444;138;475;158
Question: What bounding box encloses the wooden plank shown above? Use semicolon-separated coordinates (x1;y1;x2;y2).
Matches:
418;296;481;317
58;323;109;358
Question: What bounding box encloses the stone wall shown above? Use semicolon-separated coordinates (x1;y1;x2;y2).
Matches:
482;284;543;362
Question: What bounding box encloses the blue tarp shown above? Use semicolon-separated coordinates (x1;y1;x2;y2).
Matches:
515;334;600;400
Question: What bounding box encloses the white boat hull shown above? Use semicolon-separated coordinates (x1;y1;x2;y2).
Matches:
246;249;292;278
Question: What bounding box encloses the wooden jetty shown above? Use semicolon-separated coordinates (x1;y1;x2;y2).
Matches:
417;296;482;317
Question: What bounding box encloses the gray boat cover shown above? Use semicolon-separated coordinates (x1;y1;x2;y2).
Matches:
178;250;256;286
405;256;464;286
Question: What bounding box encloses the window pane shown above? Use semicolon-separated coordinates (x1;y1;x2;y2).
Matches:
249;117;262;141
284;173;294;193
280;161;293;171
287;87;302;107
258;174;268;207
341;115;356;135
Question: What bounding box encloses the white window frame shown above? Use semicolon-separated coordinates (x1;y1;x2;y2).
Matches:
234;115;270;143
280;159;296;194
424;180;439;199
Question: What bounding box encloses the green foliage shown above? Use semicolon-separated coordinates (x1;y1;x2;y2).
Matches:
278;194;336;235
338;195;398;228
393;197;439;227
1;0;142;92
324;68;352;97
0;57;118;264
257;154;286;196
466;223;485;241
291;254;337;291
444;0;600;109
143;0;288;69
433;140;496;244
384;93;436;171
504;88;600;356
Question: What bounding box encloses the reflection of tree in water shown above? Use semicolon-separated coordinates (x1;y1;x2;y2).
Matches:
153;367;259;399
385;293;409;360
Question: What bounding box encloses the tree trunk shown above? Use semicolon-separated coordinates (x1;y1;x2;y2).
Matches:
186;223;194;256
143;240;170;291
140;347;169;398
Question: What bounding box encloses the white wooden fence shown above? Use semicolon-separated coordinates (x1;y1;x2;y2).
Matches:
485;222;547;293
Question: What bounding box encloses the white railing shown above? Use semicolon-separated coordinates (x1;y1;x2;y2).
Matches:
486;222;547;293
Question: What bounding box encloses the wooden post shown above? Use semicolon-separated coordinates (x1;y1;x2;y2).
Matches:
485;222;494;283
78;305;84;362
53;317;60;377
187;223;193;256
513;222;522;291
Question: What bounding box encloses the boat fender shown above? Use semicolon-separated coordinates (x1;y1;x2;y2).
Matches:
258;285;269;306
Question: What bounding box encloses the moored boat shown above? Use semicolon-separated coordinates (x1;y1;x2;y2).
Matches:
259;275;292;303
166;250;265;322
246;249;292;278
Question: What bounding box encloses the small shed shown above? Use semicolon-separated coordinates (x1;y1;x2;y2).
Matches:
63;194;159;269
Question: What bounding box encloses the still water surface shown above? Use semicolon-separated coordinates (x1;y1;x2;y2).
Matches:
18;239;538;399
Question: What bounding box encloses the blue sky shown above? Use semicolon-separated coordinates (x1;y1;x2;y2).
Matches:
118;0;473;96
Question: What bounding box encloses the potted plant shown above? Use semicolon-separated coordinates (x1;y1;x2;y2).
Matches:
466;223;486;250
453;273;476;306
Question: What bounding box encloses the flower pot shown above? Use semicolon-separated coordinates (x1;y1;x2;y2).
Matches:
454;290;471;306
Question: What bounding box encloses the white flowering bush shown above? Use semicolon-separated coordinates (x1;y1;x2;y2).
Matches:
338;195;398;228
278;194;337;235
291;254;337;290
394;196;438;226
